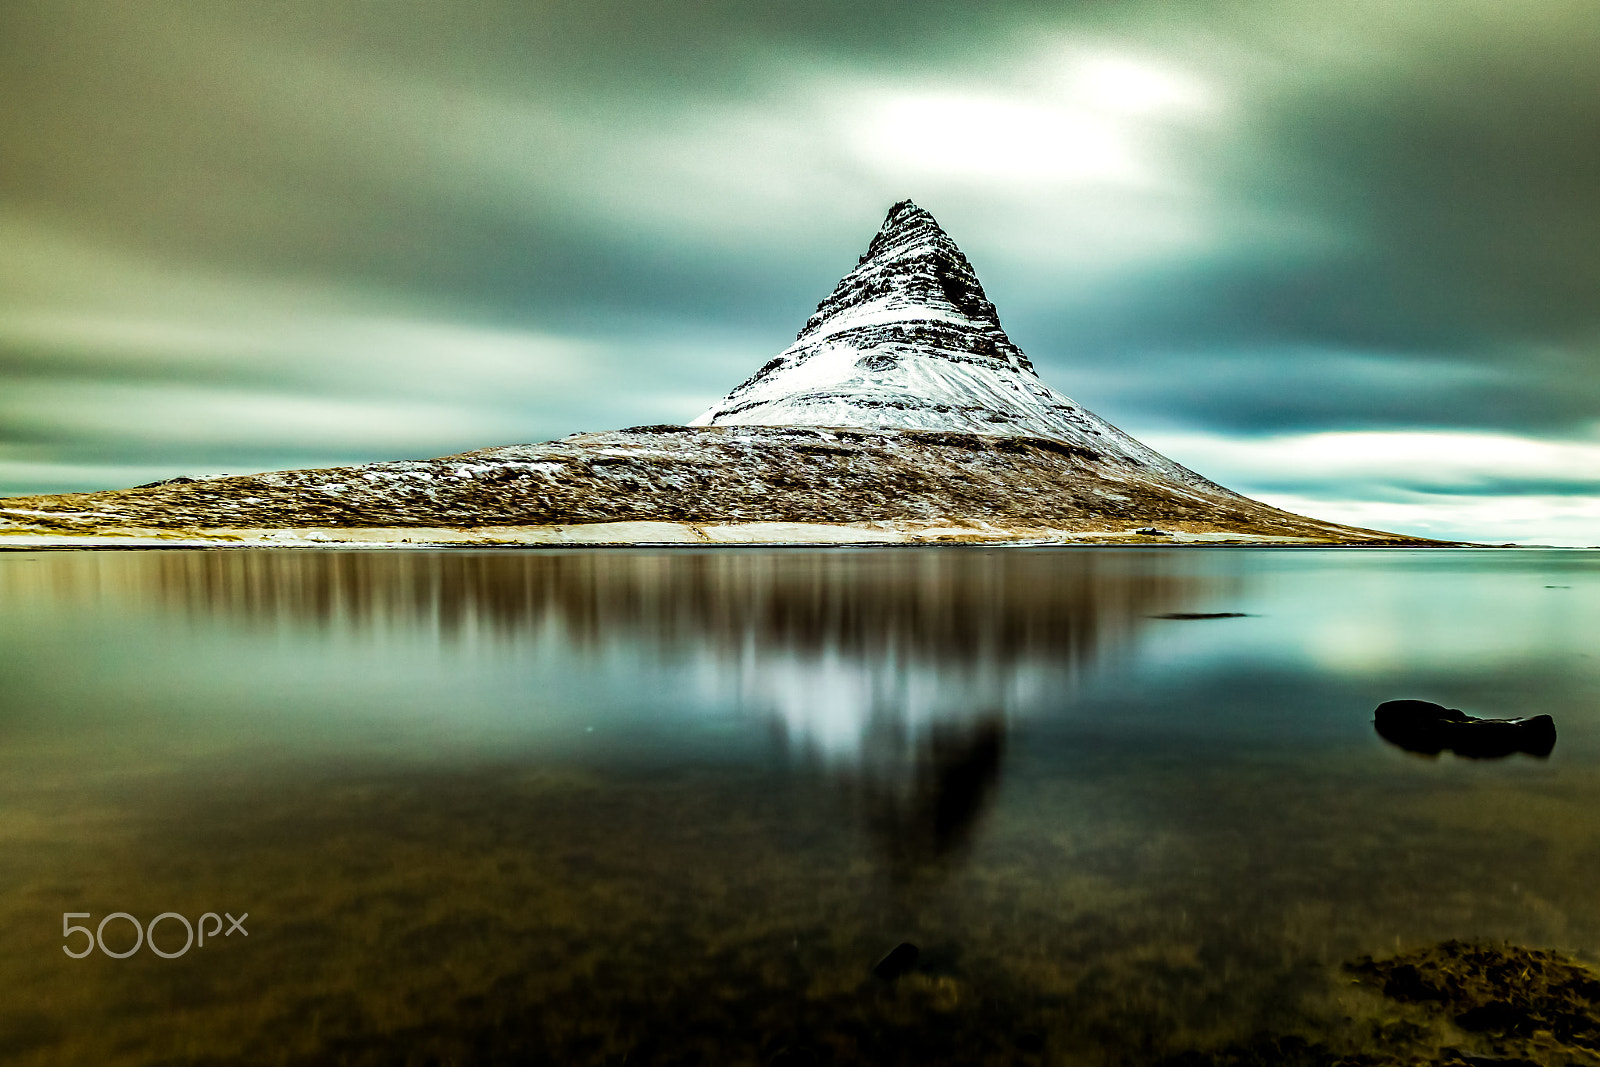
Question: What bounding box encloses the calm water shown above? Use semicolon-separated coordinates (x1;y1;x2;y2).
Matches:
1;547;1598;1065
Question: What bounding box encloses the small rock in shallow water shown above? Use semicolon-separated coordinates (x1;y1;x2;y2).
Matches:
872;942;920;981
1373;699;1556;759
1151;612;1252;620
1134;527;1169;535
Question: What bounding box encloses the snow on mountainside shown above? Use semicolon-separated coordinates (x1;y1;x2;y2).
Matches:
692;200;1221;493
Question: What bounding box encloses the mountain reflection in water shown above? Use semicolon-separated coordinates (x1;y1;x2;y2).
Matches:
7;548;1214;768
857;713;1007;884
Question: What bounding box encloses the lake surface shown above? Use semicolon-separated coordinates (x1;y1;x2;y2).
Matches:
1;546;1598;1065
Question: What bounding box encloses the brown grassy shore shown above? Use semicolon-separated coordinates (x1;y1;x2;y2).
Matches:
0;425;1456;549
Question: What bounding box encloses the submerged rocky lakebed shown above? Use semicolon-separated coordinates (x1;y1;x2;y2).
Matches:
1;545;1598;1065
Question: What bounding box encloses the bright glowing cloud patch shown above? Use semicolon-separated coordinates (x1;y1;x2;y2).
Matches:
850;93;1146;185
1060;52;1222;116
845;51;1220;189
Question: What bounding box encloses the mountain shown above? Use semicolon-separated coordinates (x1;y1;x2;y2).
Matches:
691;200;1213;491
0;201;1442;548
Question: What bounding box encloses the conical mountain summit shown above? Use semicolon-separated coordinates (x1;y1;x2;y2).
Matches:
692;200;1215;491
694;199;1038;426
0;201;1443;547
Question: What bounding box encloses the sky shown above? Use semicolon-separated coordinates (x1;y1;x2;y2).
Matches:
2;1;1598;544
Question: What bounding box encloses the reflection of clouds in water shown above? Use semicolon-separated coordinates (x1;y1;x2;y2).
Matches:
757;651;894;762
0;548;1216;764
747;645;1053;766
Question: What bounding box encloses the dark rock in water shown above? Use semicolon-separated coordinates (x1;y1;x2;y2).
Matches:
1135;527;1169;535
1152;612;1252;620
134;476;198;489
872;942;920;981
1373;699;1556;759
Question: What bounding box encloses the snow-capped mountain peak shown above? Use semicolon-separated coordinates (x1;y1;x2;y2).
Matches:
690;200;1218;489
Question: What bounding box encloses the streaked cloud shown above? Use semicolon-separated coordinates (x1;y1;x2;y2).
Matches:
1;0;1597;541
1252;493;1600;548
1145;429;1600;543
1150;430;1600;494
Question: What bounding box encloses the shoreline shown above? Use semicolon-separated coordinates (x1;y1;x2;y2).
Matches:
0;518;1464;550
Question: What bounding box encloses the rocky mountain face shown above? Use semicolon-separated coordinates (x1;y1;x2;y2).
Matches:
0;201;1441;547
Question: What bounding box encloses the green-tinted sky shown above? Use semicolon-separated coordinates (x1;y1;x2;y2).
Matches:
3;0;1598;542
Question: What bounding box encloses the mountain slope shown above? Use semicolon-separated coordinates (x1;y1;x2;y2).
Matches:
0;423;1437;546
